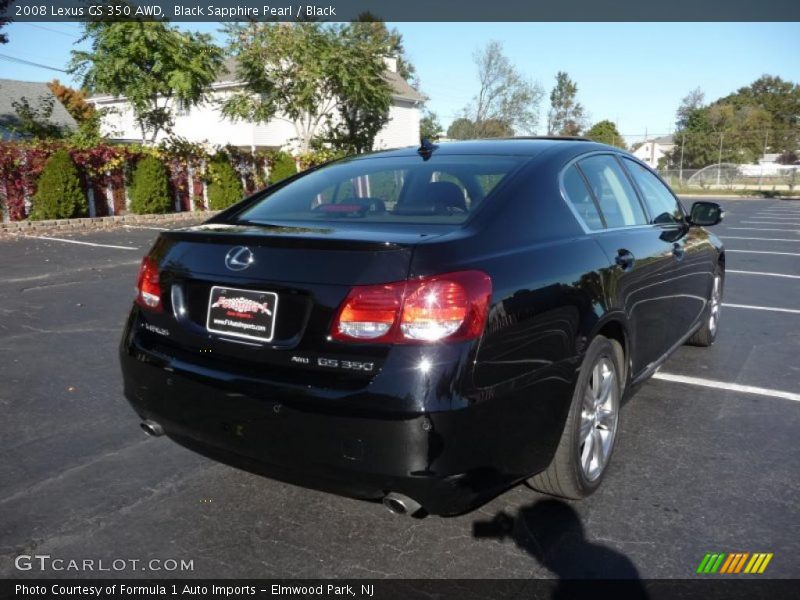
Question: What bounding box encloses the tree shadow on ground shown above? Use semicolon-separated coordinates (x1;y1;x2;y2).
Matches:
473;498;650;599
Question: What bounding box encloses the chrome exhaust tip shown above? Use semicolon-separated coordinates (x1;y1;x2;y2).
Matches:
382;492;423;517
140;420;165;437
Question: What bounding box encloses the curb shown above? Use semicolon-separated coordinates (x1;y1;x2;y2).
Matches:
0;211;221;237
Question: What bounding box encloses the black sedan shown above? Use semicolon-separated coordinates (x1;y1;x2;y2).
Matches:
120;138;724;517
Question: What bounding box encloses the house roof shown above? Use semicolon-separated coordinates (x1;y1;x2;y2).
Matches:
214;57;426;103
0;79;78;134
651;135;674;145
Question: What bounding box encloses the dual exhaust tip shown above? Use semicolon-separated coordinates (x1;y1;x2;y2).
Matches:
140;421;423;517
140;420;165;437
382;492;423;517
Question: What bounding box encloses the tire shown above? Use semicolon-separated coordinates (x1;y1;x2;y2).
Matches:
528;336;623;500
687;267;723;347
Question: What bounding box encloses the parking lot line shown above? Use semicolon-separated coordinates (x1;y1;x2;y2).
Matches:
722;303;800;315
653;372;800;403
720;236;800;242
725;249;800;257
123;224;167;231
727;269;800;279
726;227;800;232
24;235;140;250
742;220;800;225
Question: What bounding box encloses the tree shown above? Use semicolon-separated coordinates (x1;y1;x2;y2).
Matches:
420;110;442;140
717;75;800;155
0;0;10;44
47;80;96;124
547;72;587;136
585;120;626;148
129;156;172;214
11;96;64;139
676;87;705;130
462;41;543;136
70;21;223;144
207;156;243;210
268;152;297;185
319;23;393;154
223;22;393;154
447;117;476;140
352;13;416;82
31;150;87;220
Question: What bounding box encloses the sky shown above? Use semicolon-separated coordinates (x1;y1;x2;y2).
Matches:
2;21;799;144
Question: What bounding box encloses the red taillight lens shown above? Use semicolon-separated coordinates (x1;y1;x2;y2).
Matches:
135;256;162;312
332;271;491;344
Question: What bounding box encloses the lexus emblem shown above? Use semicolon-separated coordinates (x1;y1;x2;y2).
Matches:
224;246;254;271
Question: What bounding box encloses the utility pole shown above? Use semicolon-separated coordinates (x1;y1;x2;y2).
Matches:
679;133;686;184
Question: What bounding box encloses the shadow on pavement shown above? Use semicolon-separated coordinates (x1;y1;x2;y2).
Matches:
473;498;649;599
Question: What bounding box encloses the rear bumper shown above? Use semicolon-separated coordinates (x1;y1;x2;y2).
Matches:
120;322;574;516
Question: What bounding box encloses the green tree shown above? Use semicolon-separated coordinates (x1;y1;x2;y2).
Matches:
31;150;87;220
268;152;297;185
352;13;416;82
718;75;800;155
463;41;543;135
70;21;223;144
548;71;587;136
420;110;442;140
447;117;476;140
207;156;243;210
320;23;394;154
129;156;172;214
223;23;393;154
585;120;626;148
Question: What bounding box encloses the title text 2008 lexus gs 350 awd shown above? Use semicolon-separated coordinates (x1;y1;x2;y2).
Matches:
120;138;724;516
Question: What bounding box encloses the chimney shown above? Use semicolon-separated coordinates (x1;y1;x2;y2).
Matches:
382;56;398;73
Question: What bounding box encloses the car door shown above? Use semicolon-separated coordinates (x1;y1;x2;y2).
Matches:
620;157;714;337
569;153;681;376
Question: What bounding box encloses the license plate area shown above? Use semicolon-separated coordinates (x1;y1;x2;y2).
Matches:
206;286;278;343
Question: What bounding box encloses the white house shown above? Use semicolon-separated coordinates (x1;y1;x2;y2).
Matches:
631;135;675;167
89;57;425;152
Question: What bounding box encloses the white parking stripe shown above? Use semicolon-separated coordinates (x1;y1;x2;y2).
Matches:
727;269;800;280
726;249;800;257
23;235;139;250
742;220;800;225
653;372;800;403
720;236;800;242
722;303;800;315
123;224;166;231
726;227;800;232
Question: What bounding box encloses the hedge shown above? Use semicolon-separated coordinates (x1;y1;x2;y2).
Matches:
30;150;88;220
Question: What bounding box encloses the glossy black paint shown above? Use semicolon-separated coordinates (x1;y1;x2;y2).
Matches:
119;139;724;515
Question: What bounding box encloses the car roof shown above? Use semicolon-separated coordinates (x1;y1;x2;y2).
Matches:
350;137;622;161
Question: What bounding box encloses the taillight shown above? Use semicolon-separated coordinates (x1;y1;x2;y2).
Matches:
135;256;162;312
332;271;491;344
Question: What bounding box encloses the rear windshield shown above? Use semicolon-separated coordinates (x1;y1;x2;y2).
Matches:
235;155;526;225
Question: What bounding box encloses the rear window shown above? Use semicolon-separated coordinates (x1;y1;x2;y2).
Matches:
235;155;526;225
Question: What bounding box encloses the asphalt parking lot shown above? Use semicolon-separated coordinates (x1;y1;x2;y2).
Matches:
1;198;798;580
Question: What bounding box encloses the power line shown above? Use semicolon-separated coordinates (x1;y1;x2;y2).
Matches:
19;23;81;39
0;53;67;73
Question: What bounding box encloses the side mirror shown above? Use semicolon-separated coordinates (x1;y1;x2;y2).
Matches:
689;201;724;227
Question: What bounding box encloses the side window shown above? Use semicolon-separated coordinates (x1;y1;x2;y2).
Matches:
623;159;684;225
562;165;604;230
577;155;647;228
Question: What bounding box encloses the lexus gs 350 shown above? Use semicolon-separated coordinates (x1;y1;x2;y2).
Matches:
120;138;724;516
